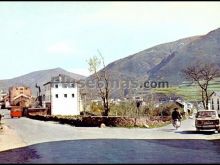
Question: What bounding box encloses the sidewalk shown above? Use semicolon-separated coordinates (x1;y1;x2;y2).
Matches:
0;124;26;152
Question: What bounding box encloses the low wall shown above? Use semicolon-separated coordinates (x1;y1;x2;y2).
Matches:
27;108;48;116
27;114;171;128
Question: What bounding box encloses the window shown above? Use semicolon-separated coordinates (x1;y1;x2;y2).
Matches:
55;84;58;88
212;99;214;110
62;84;68;88
218;98;219;110
55;94;58;98
196;111;216;118
72;94;75;98
71;83;75;88
64;94;67;98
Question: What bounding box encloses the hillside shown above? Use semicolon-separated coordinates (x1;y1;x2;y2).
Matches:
0;67;85;96
104;35;201;81
89;27;220;98
149;28;220;84
1;28;220;99
103;28;219;83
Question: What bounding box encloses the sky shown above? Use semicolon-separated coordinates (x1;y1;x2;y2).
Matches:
0;1;220;79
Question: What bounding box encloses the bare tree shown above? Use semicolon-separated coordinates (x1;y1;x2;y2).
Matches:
182;62;220;110
88;50;110;116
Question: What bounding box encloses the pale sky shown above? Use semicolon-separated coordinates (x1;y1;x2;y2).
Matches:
1;1;220;79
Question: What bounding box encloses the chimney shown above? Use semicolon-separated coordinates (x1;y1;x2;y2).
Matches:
58;74;62;82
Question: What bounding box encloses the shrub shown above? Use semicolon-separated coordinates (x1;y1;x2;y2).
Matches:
90;102;103;115
109;101;136;117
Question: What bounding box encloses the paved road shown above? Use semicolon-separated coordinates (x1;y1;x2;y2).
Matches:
1;109;220;163
1;139;220;163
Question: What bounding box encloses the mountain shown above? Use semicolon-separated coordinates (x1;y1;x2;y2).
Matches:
101;28;220;85
2;28;220;99
0;68;85;96
87;28;220;98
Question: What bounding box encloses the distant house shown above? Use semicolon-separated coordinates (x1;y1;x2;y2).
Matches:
0;90;7;101
42;74;82;116
210;91;220;114
175;99;193;114
0;90;7;108
9;86;32;108
1;95;10;109
158;96;181;104
91;99;102;105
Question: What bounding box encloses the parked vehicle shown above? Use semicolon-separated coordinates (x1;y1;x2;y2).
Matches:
195;110;220;132
10;106;22;118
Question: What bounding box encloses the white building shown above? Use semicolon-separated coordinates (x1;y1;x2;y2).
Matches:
210;91;220;115
42;74;81;116
184;102;193;113
175;99;193;113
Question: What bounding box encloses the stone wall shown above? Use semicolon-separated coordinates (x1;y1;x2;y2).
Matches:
27;115;171;128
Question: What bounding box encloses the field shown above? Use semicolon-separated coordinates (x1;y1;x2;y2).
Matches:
153;78;220;102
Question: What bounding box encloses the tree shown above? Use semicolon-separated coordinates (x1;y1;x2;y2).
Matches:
182;62;220;110
88;50;110;116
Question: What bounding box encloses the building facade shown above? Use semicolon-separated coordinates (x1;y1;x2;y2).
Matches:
9;86;32;107
43;74;81;116
210;91;220;115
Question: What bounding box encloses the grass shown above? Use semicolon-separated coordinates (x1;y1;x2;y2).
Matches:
153;79;220;102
